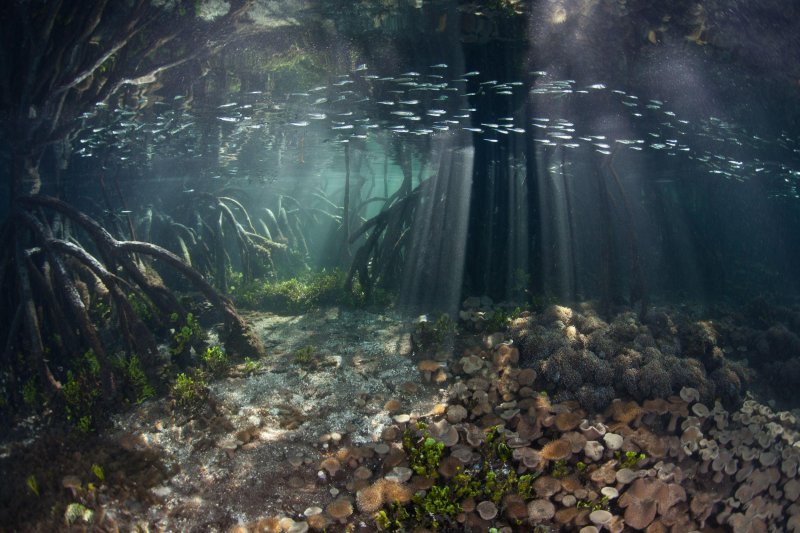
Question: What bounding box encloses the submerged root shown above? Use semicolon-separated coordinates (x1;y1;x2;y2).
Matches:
1;195;265;414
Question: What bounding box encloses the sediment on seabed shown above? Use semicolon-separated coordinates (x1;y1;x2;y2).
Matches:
1;300;799;532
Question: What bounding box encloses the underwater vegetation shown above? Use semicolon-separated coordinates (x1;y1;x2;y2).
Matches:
229;269;378;313
170;370;210;413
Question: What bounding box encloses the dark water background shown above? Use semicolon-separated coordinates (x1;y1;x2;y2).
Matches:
7;0;800;312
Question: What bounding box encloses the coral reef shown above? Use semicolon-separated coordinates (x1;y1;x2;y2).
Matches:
508;303;754;409
220;324;800;532
6;299;800;532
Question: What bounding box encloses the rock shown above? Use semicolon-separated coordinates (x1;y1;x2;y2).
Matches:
484;332;505;349
447;404;468;424
461;355;484;374
528;499;556;522
386;467;413;483
603;433;623;451
584;441;605;462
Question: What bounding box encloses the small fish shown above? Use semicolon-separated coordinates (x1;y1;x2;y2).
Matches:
390;111;415;117
587;83;606;90
355;64;368;71
290;121;309;127
218;117;239;122
399;100;420;105
463;71;480;77
331;124;353;130
401;71;421;76
484;138;499;143
308;113;327;120
430;63;448;68
312;98;328;105
463;127;483;132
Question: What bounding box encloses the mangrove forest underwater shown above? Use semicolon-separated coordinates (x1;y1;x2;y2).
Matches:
2;0;800;531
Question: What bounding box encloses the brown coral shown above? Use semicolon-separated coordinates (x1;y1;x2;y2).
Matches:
356;483;384;514
326;498;353;523
555;411;584;432
381;479;413;505
606;399;642;425
541;438;572;461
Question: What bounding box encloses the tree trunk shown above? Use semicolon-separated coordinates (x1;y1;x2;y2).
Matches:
10;146;43;200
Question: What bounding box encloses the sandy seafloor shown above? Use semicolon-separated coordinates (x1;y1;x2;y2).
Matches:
2;301;800;533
